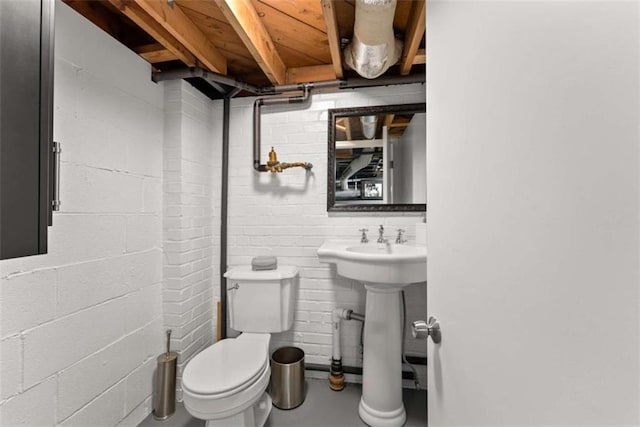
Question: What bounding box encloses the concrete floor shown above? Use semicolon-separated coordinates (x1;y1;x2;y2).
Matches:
139;379;427;427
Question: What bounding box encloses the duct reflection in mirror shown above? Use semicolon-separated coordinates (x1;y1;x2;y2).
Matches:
327;103;426;212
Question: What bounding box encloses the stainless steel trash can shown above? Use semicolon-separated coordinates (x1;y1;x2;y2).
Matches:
270;347;305;409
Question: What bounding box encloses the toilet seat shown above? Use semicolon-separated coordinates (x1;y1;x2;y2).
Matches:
182;338;268;398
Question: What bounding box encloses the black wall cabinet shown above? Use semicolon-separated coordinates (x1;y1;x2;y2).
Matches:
0;0;55;260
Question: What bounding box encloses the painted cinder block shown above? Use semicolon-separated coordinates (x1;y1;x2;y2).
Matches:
124;358;156;414
125;283;162;331
20;214;127;272
0;269;57;338
0;335;22;400
57;335;143;421
61;164;145;213
58;380;127;427
0;377;56;427
126;215;161;253
23;298;127;389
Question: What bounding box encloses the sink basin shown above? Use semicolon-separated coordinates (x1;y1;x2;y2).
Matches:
317;240;426;286
346;243;425;257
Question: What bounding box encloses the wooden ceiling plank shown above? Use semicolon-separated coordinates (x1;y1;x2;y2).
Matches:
252;0;332;64
107;0;197;66
321;0;343;79
176;0;228;21
134;43;178;63
286;65;336;84
132;0;227;74
214;0;287;85
258;0;326;32
393;0;414;32
399;0;426;75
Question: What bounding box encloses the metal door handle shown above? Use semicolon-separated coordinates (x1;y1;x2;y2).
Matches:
412;316;441;344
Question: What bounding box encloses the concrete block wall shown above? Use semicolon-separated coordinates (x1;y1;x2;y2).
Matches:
226;85;427;384
0;3;163;426
163;80;221;399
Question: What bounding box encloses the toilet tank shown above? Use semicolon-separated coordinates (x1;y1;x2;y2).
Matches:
224;266;299;333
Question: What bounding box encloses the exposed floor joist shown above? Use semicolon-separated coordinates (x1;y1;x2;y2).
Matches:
399;0;426;75
134;43;178;63
107;0;197;67
321;0;344;79
286;65;336;84
133;0;227;74
214;0;287;85
384;114;395;129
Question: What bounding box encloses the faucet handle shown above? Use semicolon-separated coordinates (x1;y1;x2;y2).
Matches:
395;229;407;244
359;228;369;243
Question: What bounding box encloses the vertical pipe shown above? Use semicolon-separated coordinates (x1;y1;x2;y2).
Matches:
253;99;265;171
332;310;342;360
219;97;230;339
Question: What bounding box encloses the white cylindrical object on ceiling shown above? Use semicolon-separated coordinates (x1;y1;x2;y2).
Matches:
344;0;403;79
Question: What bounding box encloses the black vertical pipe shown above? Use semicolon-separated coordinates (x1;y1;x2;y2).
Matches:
220;97;230;339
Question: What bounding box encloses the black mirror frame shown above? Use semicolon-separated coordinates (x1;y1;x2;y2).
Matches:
327;103;427;212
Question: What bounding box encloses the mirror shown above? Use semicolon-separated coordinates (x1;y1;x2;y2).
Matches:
327;103;426;212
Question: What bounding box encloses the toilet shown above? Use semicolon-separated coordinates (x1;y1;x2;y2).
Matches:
182;265;299;427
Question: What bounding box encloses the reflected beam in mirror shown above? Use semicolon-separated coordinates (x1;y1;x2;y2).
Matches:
336;139;383;149
384;113;395;128
344;117;353;140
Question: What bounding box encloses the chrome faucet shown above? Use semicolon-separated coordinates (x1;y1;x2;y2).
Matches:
395;229;407;244
377;225;386;243
359;228;369;244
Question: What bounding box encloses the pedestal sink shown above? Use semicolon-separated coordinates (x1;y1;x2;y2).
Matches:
317;240;427;427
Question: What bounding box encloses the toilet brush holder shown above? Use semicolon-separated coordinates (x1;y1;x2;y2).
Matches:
153;330;178;420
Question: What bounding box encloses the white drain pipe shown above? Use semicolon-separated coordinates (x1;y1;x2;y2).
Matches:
344;0;403;79
330;308;365;391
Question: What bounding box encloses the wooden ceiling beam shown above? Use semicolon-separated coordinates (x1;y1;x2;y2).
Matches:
413;48;426;65
214;0;286;85
399;0;425;75
132;0;227;74
286;65;336;84
320;0;344;79
107;0;197;66
134;43;178;63
384;114;395;129
344;117;352;141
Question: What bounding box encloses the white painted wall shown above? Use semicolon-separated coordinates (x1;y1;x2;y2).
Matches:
0;3;164;425
226;85;427;381
163;80;222;400
427;1;639;425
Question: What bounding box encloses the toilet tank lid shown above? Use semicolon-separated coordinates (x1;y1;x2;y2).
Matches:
224;265;299;281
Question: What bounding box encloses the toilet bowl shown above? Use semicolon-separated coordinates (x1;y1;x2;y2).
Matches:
182;334;272;427
181;266;299;427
